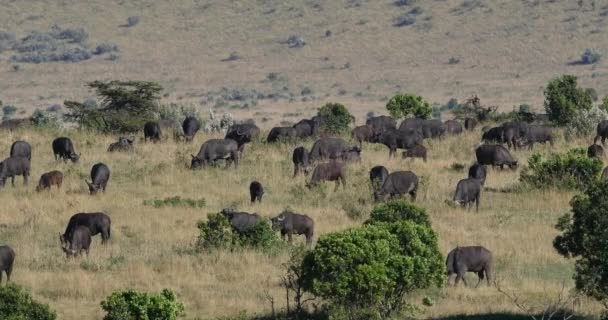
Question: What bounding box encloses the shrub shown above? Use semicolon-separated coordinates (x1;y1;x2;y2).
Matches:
366;199;431;227
386;94;432;120
393;14;416;27
100;288;185;320
601;96;608;113
196;212;280;251
10;25;92;63
0;283;57;320
585;88;599;102
2;104;17;119
564;106;608;139
126;16;140;27
317;102;354;134
64;80;162;133
554;181;608;302
31;109;60;128
580;48;601;65
520;148;603;190
544;75;593;126
143;196;206;208
93;43;119;55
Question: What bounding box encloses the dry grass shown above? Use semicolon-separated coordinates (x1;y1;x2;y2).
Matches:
0;125;604;319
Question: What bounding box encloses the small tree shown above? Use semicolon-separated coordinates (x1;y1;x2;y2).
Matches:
554;181;608;305
65;80;162;133
100;288;185;320
386;94;432;119
317;102;354;134
544;75;593;126
0;284;57;320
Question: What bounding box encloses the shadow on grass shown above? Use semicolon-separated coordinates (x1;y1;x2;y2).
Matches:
437;313;592;320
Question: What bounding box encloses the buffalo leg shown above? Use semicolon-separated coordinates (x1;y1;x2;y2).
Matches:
410;190;417;202
293;166;299;177
603;136;607;146
11;176;15;187
287;232;293;242
475;271;484;288
475;194;480;212
334;180;340;191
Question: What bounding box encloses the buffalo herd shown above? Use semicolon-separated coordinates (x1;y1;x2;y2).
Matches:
2;113;608;288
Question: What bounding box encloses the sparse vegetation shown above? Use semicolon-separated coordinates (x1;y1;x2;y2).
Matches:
143;196;206;208
100;288;185;320
580;48;601;65
386;93;432;119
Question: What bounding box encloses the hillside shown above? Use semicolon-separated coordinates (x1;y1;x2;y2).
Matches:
1;0;608;123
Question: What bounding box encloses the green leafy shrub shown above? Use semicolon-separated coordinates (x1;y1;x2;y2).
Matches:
520;148;603;190
300;202;443;318
65;81;162;133
554;181;608;302
544;75;593;126
196;212;280;251
386;94;432;120
366;199;431;227
100;288;185;320
317;102;354;134
0;283;57;320
31;109;60;129
144;196;206;209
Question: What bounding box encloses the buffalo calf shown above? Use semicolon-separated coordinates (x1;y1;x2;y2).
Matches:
36;170;63;192
402;144;427;162
453;178;481;212
468;163;487;186
588;144;604;159
307;161;346;190
292;146;311;177
144;122;162;143
86;163;110;195
60;226;91;257
0;245;15;284
249;181;264;203
369;165;389;191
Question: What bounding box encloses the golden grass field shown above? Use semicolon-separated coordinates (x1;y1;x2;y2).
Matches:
0;125;605;319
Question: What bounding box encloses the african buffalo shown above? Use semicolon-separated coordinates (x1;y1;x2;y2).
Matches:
594;120;608;145
369;165;389;191
444;120;463;135
249;181;264;203
366;115;397;138
292;146;311;177
221;209;262;233
309;137;349;162
399;118;445;139
60;226;91;257
62;212;112;244
468;163;487;186
374;171;418;202
86;163;110;194
502;121;529;150
191;139;239;169
107;137;134;152
271;211;314;245
0;157;30;187
225;123;260;153
446;246;493;287
10;140;31;160
377;129;423;157
342;147;361;162
182;116;201;142
52;137;79;162
588;144;604;159
464;118;478;131
0;245;15;284
144;121;162;143
481;127;504;144
293;119;316;138
307;161;346;190
352;125;373;147
453;178;481;212
475;144;518;169
267;127;297;143
402;144;427;162
520;125;553;149
36;170;63;192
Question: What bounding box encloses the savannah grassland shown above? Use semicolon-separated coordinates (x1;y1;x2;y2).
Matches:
0;126;605;319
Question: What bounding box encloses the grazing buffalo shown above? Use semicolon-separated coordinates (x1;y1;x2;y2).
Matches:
249;181;264;203
594;120;608;145
402;144;427;162
464;118;478;131
369;166;389;191
221;209;262;233
182;116;201;142
293;119;316;138
36;170;63;192
191;139;239;169
602;166;608;181
86;163;110;194
352;125;373;147
225;123;260;153
0;245;15;284
267;127;297;143
144;121;162;143
446;246;493;287
107;137;134;152
502;122;529;150
520;125;553;149
377;129;423;157
10;140;31;160
366;115;396;138
342;147;361;162
588;144;604;159
374;171;418;202
309;137;349;162
0;157;30;187
475;144;518;169
52;137;79;162
444;120;463;135
400;118;444;139
271;211;314;245
62;212;112;244
60;226;91;257
468;163;487;186
307;161;346;190
399;118;424;133
481;127;504;144
292;146;311;177
453;178;481;212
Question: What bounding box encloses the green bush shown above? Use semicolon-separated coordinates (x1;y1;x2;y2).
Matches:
520;148;603;190
544;75;593;126
144;196;206;209
65;80;162;133
300;207;443;318
317;102;354;134
564;106;608;139
386;94;432;120
101;288;185;320
601;96;608;113
0;284;57;320
554;181;608;303
196;212;280;251
366;199;431;227
31;109;60;129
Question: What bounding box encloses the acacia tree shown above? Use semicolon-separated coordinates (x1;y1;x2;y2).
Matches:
65;81;162;133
